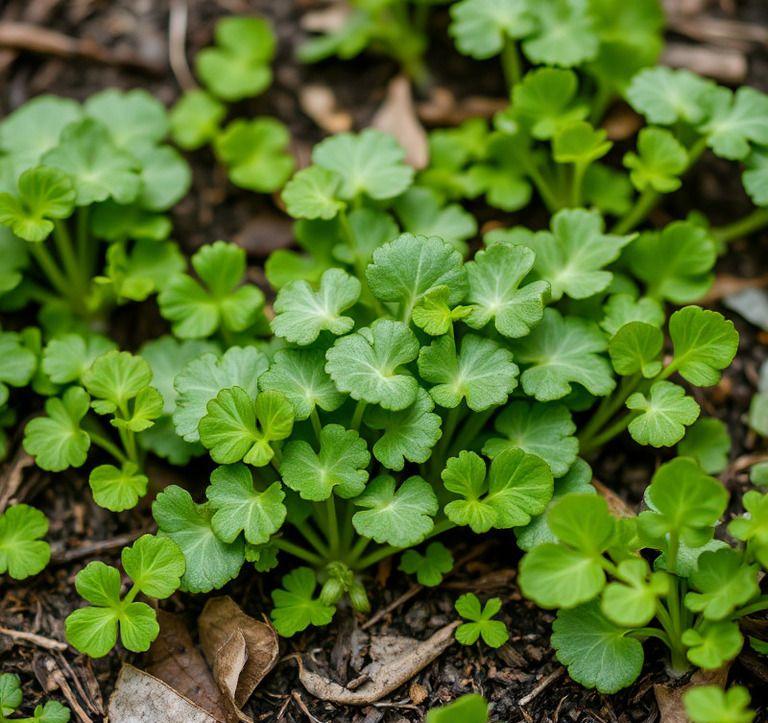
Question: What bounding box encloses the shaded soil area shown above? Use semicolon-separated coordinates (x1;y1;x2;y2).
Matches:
1;1;768;721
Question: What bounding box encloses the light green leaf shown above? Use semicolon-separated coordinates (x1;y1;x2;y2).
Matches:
152;485;244;593
84;88;168;149
683;621;743;669
426;694;488;723
464;244;548;338
678;418;731;474
133;144;191;212
454;593;509;648
121;534;185;599
43;333;116;385
600;293;665;337
399;542;454;587
601;558;670;627
608;321;663;378
627;67;716;125
684;685;755;723
418;334;518;411
282;166;344;220
449;0;534;59
0;504;50;580
412;286;472;336
0;331;37;405
169;89;226;150
353;475;437;547
280;424;369;501
206;463;286;544
627;381;700;447
512;309;614;402
553;121;612;166
623;127;688;193
685;549;759;621
522;0;598;68
89;462;148;512
82;350;152;415
325;319;420;411
270;567;335;637
271;268;360;345
701;86;768;160
728;491;768;567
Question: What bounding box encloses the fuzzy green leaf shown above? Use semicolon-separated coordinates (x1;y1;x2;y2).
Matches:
600;294;665;337
449;0;534;59
84;88;168;149
701;86;768;161
43;333;116;385
523;1;598;67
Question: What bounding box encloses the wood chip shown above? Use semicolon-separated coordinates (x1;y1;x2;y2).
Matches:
372;75;429;170
299;84;352;134
0;626;67;651
298;621;458;705
199;597;280;723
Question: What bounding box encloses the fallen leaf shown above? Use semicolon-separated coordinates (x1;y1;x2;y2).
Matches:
594;479;636;518
299;84;352;134
109;665;218;723
372;75;429;170
654;666;729;723
146;611;229;723
298;621;458;705
199;597;279;723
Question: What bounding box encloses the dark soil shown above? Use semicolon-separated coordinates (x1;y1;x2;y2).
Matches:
2;1;768;722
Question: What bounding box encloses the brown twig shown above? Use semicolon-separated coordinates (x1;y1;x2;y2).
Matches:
0;626;67;651
0;22;164;74
51;529;150;564
0;449;33;514
291;690;324;723
169;0;197;90
518;668;564;707
362;585;422;631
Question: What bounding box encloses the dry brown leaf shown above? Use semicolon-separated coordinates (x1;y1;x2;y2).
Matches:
199;597;279;723
298;621;458;705
145;611;229;722
654;666;729;723
593;480;636;518
109;665;219;723
299;84;352;134
372;75;429;170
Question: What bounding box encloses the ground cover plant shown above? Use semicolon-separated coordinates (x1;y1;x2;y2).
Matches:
1;0;767;720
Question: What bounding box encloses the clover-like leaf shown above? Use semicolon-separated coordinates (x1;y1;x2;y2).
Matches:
24;386;90;472
600;294;665;337
638;458;728;553
522;0;598;68
418;334;518;411
623;127;688;193
325;319;420;411
173;346;267;443
199;387;293;467
43;119;140;205
411;286;472;336
214;118;294;192
483;401;578;477
668;306;739;387
609;322;663;378
625;221;716;303
84;88;168;149
626;381;700;448
82;350;152;415
553;121;612;166
678;418;731;474
206;463;286;545
43;333;116;385
510;68;588;140
169;89;226;150
158;241;265;339
512;309;614;402
366;233;467;317
449;0;533;59
464;244;548;338
684;685;755;723
522;209;631;301
259;349;345;421
601;558;670;628
519;493;616;609
270;566;335;637
0;331;36;406
0;504;50;580
700;86;768;161
442;449;553;534
271;268;360;345
399;542;454;587
121;534;185;599
728;491;768;567
152;485;244;594
196;16;275;101
0;167;75;242
281;424;369;501
685;549;759;621
454;593;509;648
627;67;715;125
133;143;191;212
683;621;743;669
552;602;644;694
352;476;435;550
366;388;441;471
312;129;413;201
89;462;148;512
281;166;344;220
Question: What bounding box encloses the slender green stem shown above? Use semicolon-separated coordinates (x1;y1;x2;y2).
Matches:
525;159;560;213
570;163;587;208
447;408;495;459
346;536;371;566
325;496;340;557
272;538;325;566
713;207;768;244
578;375;643;449
589;81;613;125
53;220;86;292
339;209;386;316
730;596;768;619
28;243;74;301
77;207;94;279
424;517;456;541
310;409;323;443
355;544;401;570
123;583;140;604
501;38;522;89
629;627;672;646
311;502;329;537
431;405;464;477
340;501;355;551
580;412;637;455
87;428;129;465
612;187;659;235
293;519;331;557
351;400;367;432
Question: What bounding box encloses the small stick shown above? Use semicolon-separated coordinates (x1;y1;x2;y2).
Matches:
0;626;68;651
362;585;422;631
518;668;564;707
169;0;196;90
291;691;324;723
51;529;149;564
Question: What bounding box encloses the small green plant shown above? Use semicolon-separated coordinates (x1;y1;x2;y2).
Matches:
169;16;294;194
518;458;768;693
0;674;69;722
455;593;509;648
426;693;488;723
0;505;50;580
684;685;755;723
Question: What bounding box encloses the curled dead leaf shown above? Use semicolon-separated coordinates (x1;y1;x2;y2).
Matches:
109;665;218;723
654;666;730;723
199;596;279;723
299;84;353;134
298;621;458;705
372;75;429;170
